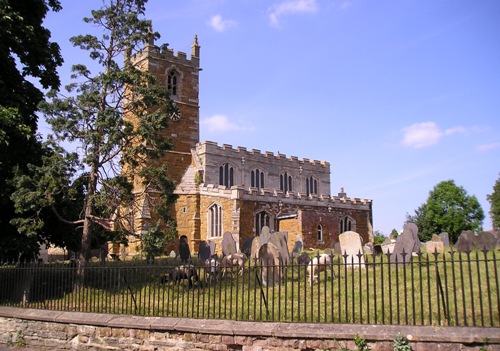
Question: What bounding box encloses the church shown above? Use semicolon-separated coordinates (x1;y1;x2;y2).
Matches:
115;34;373;256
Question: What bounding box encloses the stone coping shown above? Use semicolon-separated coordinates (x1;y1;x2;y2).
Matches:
1;306;499;345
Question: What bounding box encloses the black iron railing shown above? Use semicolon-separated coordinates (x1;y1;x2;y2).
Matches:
0;249;499;326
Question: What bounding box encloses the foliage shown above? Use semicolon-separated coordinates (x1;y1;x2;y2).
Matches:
393;333;412;351
11;0;178;265
373;230;386;245
487;174;500;231
354;333;370;351
141;219;176;262
0;0;62;260
406;180;484;243
391;229;399;239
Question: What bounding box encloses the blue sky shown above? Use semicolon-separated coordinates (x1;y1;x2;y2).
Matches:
42;0;500;235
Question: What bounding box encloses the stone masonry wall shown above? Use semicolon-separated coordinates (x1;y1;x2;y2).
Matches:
1;307;499;351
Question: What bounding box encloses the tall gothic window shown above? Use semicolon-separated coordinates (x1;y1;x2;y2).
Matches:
167;70;178;96
306;176;318;196
219;163;234;188
251;169;265;189
280;172;293;193
339;216;354;233
255;211;270;236
317;224;323;242
208;203;222;238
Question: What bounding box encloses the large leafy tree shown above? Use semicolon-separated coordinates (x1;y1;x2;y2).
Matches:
406;180;484;243
12;0;178;267
487;174;500;231
0;0;63;260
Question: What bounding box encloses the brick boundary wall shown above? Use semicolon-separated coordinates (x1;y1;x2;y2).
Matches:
0;307;499;351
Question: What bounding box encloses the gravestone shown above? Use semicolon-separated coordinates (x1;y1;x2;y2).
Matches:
373;244;383;255
339;231;365;268
258;242;281;287
390;223;420;263
291;237;303;259
260;226;271;246
250;236;261;259
241;237;254;256
208;240;216;257
455;230;477;252
169;250;176;258
222;232;237;257
333;242;342;255
439;232;450;247
179;235;191;263
269;231;290;266
364;242;374;255
425;235;444;254
297;252;311;266
476;231;497;251
198;241;211;262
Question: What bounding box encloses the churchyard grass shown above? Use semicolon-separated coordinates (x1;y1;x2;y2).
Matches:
0;249;498;326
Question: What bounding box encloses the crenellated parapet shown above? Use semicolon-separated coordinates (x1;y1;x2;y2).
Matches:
197;182;372;210
197;141;329;167
130;35;201;69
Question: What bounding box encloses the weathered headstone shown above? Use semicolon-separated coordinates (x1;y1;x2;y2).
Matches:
222;231;237;257
455;230;477;252
373;244;383;255
390;223;420;263
258;242;281;287
250;236;261;259
476;231;497;251
339;231;365;268
333;242;342;255
208;240;216;257
241;237;254;256
297;252;311;266
439;232;450;247
169;250;176;258
198;241;211;262
260;226;271;246
425;235;444;254
179;235;191;263
269;231;290;266
291;238;303;259
363;242;374;255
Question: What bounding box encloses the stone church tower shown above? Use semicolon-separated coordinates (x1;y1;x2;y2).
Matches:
117;34;373;257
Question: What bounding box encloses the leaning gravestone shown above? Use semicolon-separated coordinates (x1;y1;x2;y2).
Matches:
439;232;450;247
250;236;261;259
373;244;383;255
260;226;271;246
241;237;254;256
179;235;191;263
222;232;237;257
269;231;290;266
390;223;420;263
476;231;497;251
455;230;477;252
198;241;211;262
339;231;365;268
258;242;281;287
291;237;303;259
364;242;374;255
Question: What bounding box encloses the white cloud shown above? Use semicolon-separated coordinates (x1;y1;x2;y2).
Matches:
476;142;500;152
268;0;318;28
201;114;254;132
208;14;236;32
400;121;466;148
